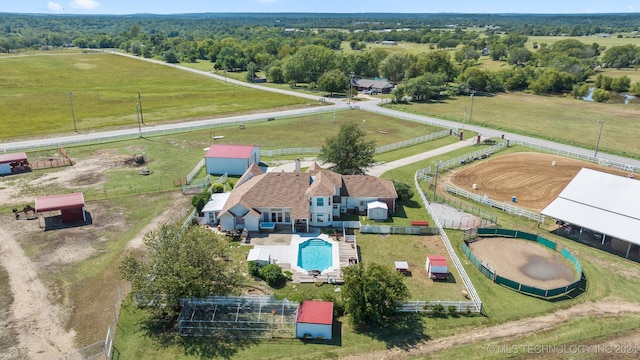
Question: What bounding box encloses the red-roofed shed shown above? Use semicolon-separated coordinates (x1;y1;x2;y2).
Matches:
426;255;449;280
205;144;260;176
0;152;30;175
295;300;333;340
35;192;86;225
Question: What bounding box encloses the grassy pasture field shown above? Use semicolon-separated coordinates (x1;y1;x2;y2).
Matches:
0;50;311;140
384;91;640;159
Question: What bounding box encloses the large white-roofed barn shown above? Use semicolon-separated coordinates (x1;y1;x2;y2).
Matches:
541;168;640;259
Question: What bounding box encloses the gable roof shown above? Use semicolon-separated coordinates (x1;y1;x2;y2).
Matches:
220;171;312;219
206;144;257;159
427;255;448;267
541;168;640;245
342;175;397;198
237;162;265;187
0;152;28;164
307;169;342;197
221;166;397;221
35;192;84;212
352;78;393;89
296;300;333;325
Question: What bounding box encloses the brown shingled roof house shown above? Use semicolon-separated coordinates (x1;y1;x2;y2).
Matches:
218;162;397;232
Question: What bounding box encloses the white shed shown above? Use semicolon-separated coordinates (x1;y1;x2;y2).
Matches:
205;144;260;176
247;248;270;266
201;192;231;225
295;300;333;340
366;201;389;221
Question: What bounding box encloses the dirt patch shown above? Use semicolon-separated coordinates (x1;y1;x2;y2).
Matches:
469;237;576;289
449;152;636;211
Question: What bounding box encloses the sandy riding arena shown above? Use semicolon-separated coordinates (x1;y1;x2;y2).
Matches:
469;237;577;289
449;152;635;211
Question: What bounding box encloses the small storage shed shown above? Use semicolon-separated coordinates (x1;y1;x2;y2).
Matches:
205;144;260;176
201;192;231;225
366;200;389;221
0;152;29;175
247;248;270;266
426;255;449;280
35;192;86;224
295;300;333;340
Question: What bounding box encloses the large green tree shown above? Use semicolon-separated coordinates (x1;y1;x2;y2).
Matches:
318;122;376;175
341;262;409;328
317;69;348;95
120;224;243;316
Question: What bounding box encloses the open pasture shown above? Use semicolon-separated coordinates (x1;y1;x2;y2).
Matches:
0;50;310;140
449;152;636;211
386;91;640;159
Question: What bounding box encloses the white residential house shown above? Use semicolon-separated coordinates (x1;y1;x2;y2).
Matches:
217;162;397;232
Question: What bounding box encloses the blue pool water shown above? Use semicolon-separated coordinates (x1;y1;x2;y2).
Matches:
297;239;333;272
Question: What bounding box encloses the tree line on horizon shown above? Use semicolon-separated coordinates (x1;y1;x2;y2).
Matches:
2;13;640;101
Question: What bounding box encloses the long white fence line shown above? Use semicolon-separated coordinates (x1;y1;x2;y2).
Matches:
446;184;545;223
512;140;638;174
374;129;451;154
414;172;483;313
260;129;452;158
397;300;479;313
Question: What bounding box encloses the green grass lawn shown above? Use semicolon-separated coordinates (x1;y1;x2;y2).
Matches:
0;50;310;139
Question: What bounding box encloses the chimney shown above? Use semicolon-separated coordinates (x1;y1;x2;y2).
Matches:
295;158;301;174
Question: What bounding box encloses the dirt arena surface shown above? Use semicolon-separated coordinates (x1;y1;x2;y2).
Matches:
449;152;635;211
469;237;577;289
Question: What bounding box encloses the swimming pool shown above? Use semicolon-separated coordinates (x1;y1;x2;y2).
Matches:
297;238;333;272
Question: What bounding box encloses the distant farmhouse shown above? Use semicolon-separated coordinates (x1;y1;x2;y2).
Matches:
352;78;394;94
217;161;397;232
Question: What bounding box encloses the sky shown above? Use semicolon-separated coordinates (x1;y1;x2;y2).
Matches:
2;0;640;15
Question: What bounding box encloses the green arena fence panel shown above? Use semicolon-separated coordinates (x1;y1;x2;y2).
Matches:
517;231;538;241
537;236;557;251
496;229;518;237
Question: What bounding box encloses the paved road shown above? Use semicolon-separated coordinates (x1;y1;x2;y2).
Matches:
2;51;640;171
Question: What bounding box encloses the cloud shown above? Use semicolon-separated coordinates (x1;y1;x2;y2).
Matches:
70;0;101;10
47;2;64;12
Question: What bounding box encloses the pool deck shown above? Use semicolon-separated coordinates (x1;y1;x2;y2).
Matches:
248;227;358;283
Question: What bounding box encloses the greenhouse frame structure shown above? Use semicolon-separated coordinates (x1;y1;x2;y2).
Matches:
178;296;299;338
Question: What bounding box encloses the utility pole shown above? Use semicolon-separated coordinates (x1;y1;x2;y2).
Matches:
348;72;354;107
594;119;604;158
68;92;77;132
469;90;475;123
136;103;142;138
462;106;467;132
137;90;144;124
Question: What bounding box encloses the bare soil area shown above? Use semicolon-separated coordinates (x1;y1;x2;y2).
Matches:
469;237;576;289
449;152;635;211
0;147;188;359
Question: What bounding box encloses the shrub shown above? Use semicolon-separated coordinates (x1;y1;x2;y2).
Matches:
247;261;261;277
191;189;211;213
430;303;447;318
259;264;286;287
592;88;610;103
448;305;459;317
211;183;224;193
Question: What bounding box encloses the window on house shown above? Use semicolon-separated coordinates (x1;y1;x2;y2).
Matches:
316;214;324;223
317;198;324;206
